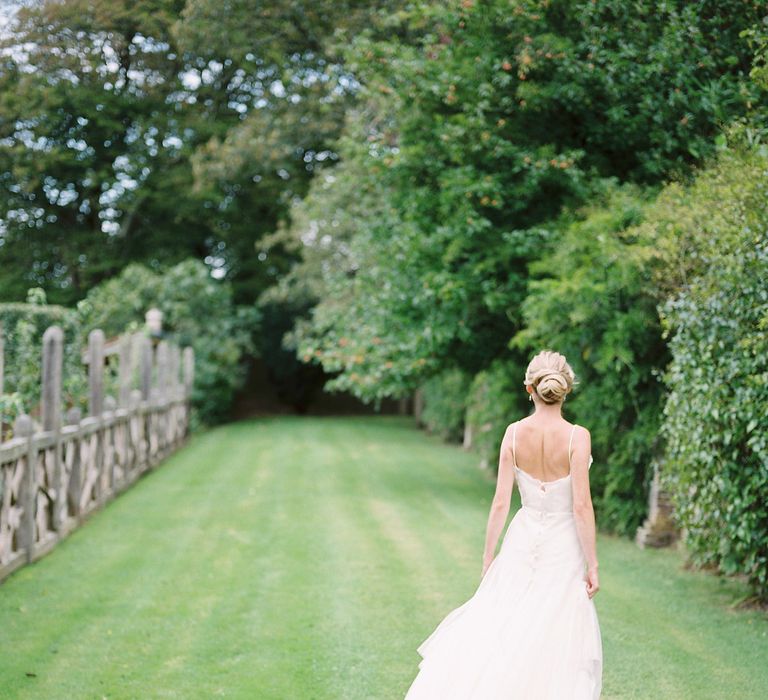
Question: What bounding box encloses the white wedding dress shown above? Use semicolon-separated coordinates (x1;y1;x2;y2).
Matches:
405;422;602;699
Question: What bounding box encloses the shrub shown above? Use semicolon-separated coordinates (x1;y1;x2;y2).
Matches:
0;289;86;434
465;358;528;470
78;259;259;425
420;368;472;443
510;184;668;535
657;144;768;600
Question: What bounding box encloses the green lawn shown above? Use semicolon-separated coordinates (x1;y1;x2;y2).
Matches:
1;415;766;699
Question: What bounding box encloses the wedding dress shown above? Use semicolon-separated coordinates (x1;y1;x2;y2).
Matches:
405;422;602;699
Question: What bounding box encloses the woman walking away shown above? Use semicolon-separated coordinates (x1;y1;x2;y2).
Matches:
404;350;602;699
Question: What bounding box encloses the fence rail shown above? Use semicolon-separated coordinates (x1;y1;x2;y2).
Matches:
0;326;194;582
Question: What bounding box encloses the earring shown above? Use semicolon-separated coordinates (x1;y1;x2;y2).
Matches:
528;393;533;402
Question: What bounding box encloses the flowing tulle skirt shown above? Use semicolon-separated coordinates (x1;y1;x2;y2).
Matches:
405;506;602;699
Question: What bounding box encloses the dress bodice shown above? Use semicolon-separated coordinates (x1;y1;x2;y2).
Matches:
514;461;591;513
512;421;593;513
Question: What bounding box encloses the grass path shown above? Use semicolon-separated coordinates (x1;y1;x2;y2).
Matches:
1;415;766;699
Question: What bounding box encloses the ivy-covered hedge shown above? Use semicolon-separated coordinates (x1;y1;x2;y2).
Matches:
657;144;768;600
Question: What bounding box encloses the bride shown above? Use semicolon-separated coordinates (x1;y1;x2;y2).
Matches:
404;350;603;699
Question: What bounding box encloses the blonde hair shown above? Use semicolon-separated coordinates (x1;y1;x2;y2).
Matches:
524;350;577;404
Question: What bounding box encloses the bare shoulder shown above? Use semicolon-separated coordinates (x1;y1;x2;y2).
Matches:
501;421;517;440
572;424;592;449
501;418;526;444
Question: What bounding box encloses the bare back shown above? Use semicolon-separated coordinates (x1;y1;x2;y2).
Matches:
511;418;577;483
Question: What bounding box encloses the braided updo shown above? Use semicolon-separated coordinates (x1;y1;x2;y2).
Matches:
524;350;577;404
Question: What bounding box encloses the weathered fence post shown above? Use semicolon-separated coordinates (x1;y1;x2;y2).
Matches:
42;327;63;433
145;308;163;336
42;326;64;531
167;344;175;400
65;407;82;522
463;419;473;450
15;414;35;563
0;320;4;395
128;389;145;474
156;341;170;456
88;330;105;417
87;329;105;506
0;321;5;394
171;344;182;400
156;341;169;401
182;347;194;440
413;388;425;427
140;335;152;401
118;334;133;408
0;321;4;435
183;346;195;398
104;395;117;497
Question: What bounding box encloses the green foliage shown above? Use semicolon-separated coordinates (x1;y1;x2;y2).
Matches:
742;17;768;92
420;368;472;442
289;0;766;404
78;259;259;425
538;0;766;178
0;297;86;430
0;393;24;441
657;145;768;600
0;1;405;306
279;2;768;569
260;153;400;407
465;358;527;469
287;127;482;400
0;1;409;406
510;184;668;534
257;300;327;412
0;1;206;304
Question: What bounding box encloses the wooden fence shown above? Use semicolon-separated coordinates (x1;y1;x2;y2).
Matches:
0;326;194;583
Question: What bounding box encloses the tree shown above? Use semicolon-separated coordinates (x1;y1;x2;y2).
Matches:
0;1;403;305
287;0;766;402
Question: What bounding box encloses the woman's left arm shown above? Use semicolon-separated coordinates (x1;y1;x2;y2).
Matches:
481;424;517;578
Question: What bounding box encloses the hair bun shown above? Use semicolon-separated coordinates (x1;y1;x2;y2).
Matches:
524;351;576;404
535;371;569;403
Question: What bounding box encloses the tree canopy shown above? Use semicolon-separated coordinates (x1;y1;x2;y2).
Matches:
0;0;401;304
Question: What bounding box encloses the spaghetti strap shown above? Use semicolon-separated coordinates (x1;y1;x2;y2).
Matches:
512;421;518;468
568;424;577;468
